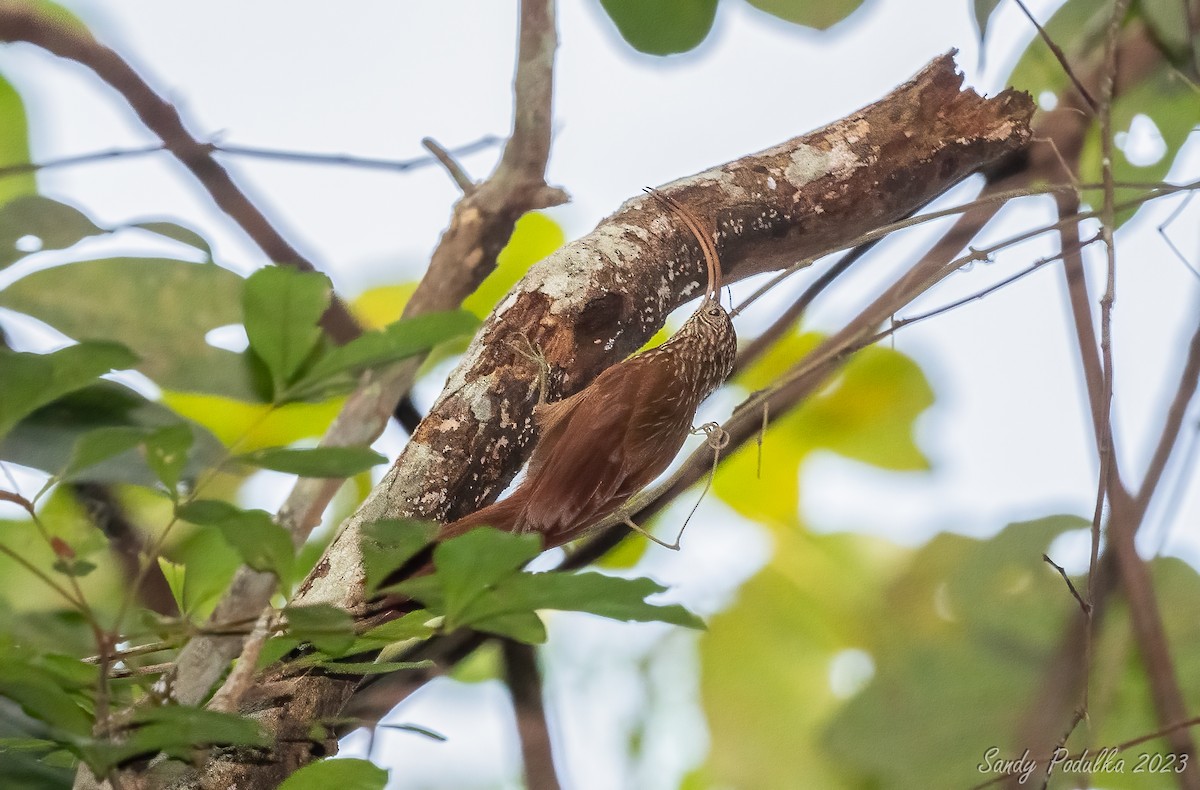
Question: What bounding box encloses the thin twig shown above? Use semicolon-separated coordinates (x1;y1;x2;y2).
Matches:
1133;313;1200;515
421;137;477;194
0;135;502;181
1038;708;1087;790
207;609;276;714
733;240;879;372
1011;0;1099;112
875;233;1102;341
1157;194;1200;281
1042;554;1090;616
1099;1;1198;779
1092;0;1128;596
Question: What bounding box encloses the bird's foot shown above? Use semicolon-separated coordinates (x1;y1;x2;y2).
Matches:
620;514;681;551
690;421;731;451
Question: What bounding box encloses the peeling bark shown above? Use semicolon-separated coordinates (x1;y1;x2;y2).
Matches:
179;52;1034;788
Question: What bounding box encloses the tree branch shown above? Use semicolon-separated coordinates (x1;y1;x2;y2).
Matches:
0;135;503;180
502;640;560;790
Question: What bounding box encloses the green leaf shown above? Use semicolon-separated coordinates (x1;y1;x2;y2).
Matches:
0;77;35;207
391;574;445;612
276;758;388;790
233;446;386;477
311;659;432;675
598;0;717;55
57;426;147;483
124;705;268;758
0;342;138;442
430;528;543;625
284;604;356;657
821;519;1092;787
143;423;193;498
1006;0;1200;224
0;195;106;269
0;381;226;486
462;212;564;319
351;610;438;651
0;258;256;398
176;498;241;525
394;528;701;643
497;571;704;629
177;500;294;582
467;610;547;643
0;663;92;737
0;737;65;753
290;310;479;399
50;558;95;578
744;0;864;30
360;519;439;595
1138;0;1195;60
156;557;187;615
971;0;1002;42
1076;67;1200;223
698;528;908;788
129;221;213;260
242;267;331;400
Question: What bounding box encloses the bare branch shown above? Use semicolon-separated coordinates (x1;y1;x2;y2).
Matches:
206;609;276;714
1041;554;1090;616
1108;495;1198;782
1011;0;1098;112
1134;316;1200;515
421;137;478;194
502;640;560;790
0;136;503;180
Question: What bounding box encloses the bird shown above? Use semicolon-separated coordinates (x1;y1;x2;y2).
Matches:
436;188;737;551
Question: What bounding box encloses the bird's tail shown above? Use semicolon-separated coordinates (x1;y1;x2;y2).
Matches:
437;489;529;541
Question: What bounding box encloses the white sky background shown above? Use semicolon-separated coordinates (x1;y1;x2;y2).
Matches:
2;0;1200;787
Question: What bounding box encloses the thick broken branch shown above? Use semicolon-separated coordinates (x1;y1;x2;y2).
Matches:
178;52;1032;789
300;51;1032;609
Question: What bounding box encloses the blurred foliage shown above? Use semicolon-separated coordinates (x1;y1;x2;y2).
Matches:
822;518;1200;789
597;0;865;55
714;332;932;528
1001;0;1200;223
690;329;932;787
275;758;388;790
0;257;255;398
0;76;35;206
0;197;104;270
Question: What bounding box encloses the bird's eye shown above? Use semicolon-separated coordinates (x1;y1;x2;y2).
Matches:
707;306;722;317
